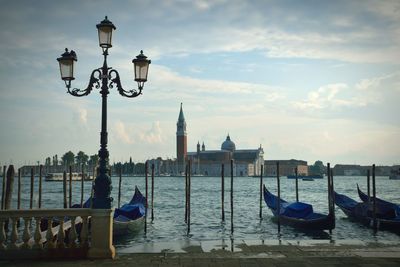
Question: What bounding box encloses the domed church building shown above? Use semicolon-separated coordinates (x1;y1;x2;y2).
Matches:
177;104;264;176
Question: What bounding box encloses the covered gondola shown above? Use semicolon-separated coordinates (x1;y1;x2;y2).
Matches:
334;190;400;234
357;185;400;214
263;185;335;231
113;186;146;236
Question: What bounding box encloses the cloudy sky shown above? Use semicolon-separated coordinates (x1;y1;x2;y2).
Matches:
0;0;399;167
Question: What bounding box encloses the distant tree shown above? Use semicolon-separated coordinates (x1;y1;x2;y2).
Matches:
309;160;325;175
75;151;89;166
88;154;99;168
45;157;51;166
53;155;58;166
134;162;145;174
62;151;75;167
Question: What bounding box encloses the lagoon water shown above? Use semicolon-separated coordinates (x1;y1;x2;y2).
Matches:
5;175;400;249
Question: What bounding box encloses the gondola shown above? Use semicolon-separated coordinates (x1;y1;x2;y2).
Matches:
113;186;146;236
263;185;335;231
67;186;146;236
357;185;400;213
334;190;400;234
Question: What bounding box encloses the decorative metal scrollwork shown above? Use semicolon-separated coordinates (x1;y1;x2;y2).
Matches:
109;69;142;98
67;69;102;97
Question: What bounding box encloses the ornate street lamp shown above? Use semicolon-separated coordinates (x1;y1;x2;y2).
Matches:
57;16;151;209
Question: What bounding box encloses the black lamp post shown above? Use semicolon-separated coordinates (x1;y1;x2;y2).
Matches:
57;16;151;209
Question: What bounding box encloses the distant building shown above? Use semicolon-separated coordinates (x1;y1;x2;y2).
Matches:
176;104;264;176
264;159;308;176
176;103;187;174
332;164;391;176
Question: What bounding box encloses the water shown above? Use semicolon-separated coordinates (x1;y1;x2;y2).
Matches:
3;175;400;249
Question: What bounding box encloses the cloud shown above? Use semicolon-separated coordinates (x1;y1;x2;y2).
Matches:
150;65;285;101
294;83;350;110
79;108;87;124
294;72;400;113
114;121;134;144
356;72;399;91
140;121;163;144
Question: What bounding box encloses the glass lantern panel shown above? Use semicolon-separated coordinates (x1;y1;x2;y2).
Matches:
59;60;74;80
134;62;149;81
98;27;113;48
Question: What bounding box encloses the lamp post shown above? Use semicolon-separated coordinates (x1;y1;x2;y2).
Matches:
57;16;151;209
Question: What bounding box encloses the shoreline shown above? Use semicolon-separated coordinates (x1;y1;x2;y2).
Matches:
2;239;399;266
116;239;400;254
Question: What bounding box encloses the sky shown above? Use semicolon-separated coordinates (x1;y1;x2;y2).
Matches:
0;0;399;167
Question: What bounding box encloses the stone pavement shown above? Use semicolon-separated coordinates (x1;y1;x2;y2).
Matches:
1;240;400;266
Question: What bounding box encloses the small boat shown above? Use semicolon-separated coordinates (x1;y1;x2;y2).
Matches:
334;190;400;233
113;186;146;236
263;185;335;231
302;178;314;181
45;172;93;181
287;174;323;179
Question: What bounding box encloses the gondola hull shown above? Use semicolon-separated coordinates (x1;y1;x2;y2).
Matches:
334;191;400;234
113;186;146;237
276;212;335;230
113;215;144;236
263;185;334;231
357;185;400;212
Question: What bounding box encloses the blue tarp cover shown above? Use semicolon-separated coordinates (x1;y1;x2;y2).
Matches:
282;202;313;218
114;203;145;220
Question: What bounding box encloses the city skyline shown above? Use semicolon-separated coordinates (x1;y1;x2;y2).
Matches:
0;1;399;167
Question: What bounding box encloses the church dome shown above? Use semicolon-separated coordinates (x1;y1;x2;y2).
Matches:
221;134;236;152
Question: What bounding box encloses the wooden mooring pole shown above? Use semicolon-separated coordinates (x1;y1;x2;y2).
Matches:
327;163;332;234
259;164;263;219
276;161;281;234
118;166;122;208
230;159;234;235
63;171;67;208
30;167;34;209
17;168;21;210
17;167;21;226
145;161;148;235
185;163;188;223
295;167;299;202
1;166;6;210
69;166;72;208
4;165;15;210
367;169;371;202
90;181;94;208
38;165;42;208
327;163;331;212
81;164;84;207
151;163;155;222
187;160;191;236
330;166;335;230
372;164;377;231
221;163;225;222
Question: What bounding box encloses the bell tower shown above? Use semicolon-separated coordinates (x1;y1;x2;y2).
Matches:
176;103;187;173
